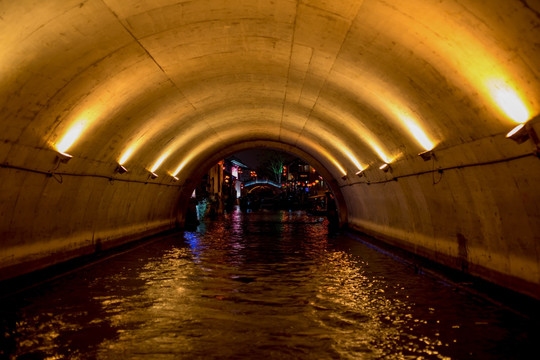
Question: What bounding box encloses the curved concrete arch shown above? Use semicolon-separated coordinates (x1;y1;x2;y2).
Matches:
159;124;351;182
352;0;540;123
128;102;360;178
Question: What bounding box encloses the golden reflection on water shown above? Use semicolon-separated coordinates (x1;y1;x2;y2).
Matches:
88;211;451;359
2;210;532;359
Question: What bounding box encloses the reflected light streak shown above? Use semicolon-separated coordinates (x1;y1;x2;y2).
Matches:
332;159;347;176
486;79;530;124
298;134;348;176
55;119;89;154
368;141;393;164
172;150;199;177
324;110;396;167
328;84;407;163
117;109;187;167
315;147;347;176
172;159;189;177
342;148;365;171
150;152;170;173
378;5;534;127
119;146;136;166
302;123;365;175
399;114;434;151
383;99;435;152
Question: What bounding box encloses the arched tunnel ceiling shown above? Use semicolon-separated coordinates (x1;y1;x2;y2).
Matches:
1;0;539;183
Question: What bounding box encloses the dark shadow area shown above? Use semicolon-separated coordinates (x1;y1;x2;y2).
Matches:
0;228;181;301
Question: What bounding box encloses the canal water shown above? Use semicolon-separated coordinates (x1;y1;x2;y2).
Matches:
0;209;537;359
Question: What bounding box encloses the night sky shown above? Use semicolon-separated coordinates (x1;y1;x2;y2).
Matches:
230;148;298;169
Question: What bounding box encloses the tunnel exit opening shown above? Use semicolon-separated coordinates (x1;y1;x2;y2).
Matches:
174;142;347;231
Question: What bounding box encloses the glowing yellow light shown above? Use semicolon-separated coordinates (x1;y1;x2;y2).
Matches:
117;115;178;167
55;120;89;154
399;115;434;151
343;148;365;172
368;142;393;164
172;159;189;177
335;113;395;165
171;148;205;177
506;124;525;138
331;158;347;176
486;79;530;124
150;152;170;173
119;146;136;166
311;145;347;176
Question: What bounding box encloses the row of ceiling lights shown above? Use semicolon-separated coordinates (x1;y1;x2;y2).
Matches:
344;114;540;181
51;83;539;182
54;113;540;183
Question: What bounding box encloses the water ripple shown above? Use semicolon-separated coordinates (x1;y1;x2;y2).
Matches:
0;209;535;359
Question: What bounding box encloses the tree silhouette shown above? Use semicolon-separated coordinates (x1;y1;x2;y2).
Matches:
256;150;287;183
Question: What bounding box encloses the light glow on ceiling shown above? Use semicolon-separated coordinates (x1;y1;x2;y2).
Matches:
398;114;434;151
55;119;89;154
367;141;393;164
388;5;534;126
169;134;349;180
308;125;366;173
150;152;171;173
342;148;365;172
333;72;428;161
324;151;347;176
172;159;188;177
171;149;199;177
486;79;530;124
119;146;136;166
117;105;191;167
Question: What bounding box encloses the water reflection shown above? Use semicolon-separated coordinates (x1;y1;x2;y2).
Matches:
0;209;536;359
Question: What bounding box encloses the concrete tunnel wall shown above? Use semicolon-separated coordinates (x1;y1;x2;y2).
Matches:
0;145;182;278
1;0;540;300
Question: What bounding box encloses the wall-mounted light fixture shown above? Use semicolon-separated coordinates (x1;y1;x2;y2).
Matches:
379;163;392;173
506;124;532;144
115;164;128;174
341;174;348;180
506;115;540;147
355;169;365;177
56;151;73;164
418;149;435;161
148;171;158;180
170;174;179;182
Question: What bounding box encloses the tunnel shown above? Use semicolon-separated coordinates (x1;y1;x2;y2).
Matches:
1;0;540;307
